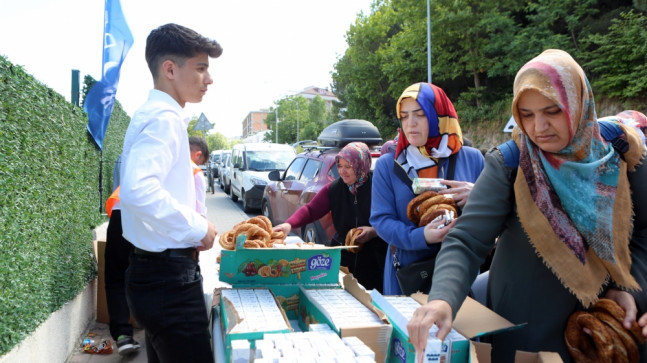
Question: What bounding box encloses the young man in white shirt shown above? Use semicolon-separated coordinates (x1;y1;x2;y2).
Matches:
119;23;221;363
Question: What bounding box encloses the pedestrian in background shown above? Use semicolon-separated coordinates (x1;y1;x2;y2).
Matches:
407;49;647;362
189;136;209;217
119;23;222;363
104;155;139;356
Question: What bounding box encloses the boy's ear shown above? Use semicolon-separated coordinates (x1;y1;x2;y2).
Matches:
161;59;175;79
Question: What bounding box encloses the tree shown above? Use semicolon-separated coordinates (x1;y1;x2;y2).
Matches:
583;10;647;99
300;95;327;141
332;0;400;137
186;116;204;138
263;96;309;144
206;132;230;151
332;0;646;144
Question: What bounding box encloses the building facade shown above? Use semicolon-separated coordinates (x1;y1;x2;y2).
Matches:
242;109;270;139
297;86;339;111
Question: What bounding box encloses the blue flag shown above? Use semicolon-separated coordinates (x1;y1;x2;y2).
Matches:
85;0;133;150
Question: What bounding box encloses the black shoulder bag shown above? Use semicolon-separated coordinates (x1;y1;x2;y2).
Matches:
394;154;457;295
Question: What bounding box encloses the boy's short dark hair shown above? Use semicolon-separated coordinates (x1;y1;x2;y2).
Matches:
189;136;210;164
145;23;223;79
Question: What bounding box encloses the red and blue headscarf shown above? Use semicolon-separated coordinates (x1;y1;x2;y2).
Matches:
394;83;463;178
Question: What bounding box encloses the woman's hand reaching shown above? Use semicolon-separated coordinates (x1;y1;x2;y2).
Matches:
354;226;377;245
272;223;291;237
440;180;474;207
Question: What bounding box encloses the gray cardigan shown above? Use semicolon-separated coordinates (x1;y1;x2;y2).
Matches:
428;146;647;362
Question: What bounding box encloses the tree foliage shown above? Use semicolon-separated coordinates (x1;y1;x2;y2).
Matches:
186;116;205;138
206;132;230;151
332;0;647;149
583;10;647;98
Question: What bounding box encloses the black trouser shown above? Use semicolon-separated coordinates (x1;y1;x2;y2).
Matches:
125;248;213;363
104;210;134;340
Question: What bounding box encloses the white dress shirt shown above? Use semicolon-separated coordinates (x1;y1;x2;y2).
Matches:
119;89;208;252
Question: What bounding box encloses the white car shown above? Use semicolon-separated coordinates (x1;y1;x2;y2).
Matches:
229;143;296;212
218;151;232;193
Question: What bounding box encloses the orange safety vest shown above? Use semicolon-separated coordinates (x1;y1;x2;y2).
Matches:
191;161;202;176
106;186;120;218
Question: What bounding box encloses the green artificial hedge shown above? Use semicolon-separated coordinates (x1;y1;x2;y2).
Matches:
0;55;129;356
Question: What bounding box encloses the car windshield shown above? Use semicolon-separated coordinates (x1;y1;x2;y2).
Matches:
246;150;295;171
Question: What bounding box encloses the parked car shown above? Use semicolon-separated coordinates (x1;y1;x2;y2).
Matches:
262;119;382;244
208;150;224;179
218;151;232;193
229;143;296;212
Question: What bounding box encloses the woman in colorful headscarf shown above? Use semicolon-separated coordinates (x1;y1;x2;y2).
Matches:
406;49;647;361
370;82;485;295
273;142;388;292
599;110;647;146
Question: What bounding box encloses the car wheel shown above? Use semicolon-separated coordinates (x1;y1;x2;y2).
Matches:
219;176;225;190
224;180;230;193
230;185;238;202
303;223;326;244
261;200;273;225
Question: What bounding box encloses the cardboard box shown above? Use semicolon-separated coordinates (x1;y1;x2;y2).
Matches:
215;242;391;362
416;294;561;363
218;244;345;286
471;342;563;363
92;240;137;327
298;274;393;363
372;291;543;363
219;288;293;362
372;292;473;362
93;240;109;324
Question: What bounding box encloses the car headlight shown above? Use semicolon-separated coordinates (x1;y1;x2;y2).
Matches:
250;177;267;186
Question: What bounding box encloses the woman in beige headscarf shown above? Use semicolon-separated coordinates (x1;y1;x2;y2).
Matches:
406;49;647;361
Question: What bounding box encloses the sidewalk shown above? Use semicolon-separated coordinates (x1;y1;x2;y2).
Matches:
66;188;251;363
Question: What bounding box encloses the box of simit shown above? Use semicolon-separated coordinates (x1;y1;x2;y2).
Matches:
219;236;350;286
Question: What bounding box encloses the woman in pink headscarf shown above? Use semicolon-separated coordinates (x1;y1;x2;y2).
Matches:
273;142;388;292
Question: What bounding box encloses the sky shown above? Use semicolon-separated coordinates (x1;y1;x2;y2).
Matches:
0;0;374;138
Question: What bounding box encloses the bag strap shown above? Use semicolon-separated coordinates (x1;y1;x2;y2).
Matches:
445;152;458;180
393;160;414;193
499;139;520;169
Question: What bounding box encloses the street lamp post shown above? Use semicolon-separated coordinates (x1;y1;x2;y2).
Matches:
427;0;432;83
275;108;279;143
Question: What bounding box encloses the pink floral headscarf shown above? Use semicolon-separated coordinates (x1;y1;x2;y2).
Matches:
335;142;371;195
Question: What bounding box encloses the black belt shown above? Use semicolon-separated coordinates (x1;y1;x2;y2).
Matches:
133;247;198;261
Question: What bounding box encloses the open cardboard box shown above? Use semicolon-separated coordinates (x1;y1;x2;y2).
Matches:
298;274;393;363
214;241;392;361
218;287;293;362
407;293;563;363
92;240;137;327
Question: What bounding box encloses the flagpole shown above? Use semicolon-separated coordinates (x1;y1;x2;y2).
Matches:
99;0;107;214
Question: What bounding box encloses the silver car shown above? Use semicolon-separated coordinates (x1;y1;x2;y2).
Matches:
218;151;232;193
